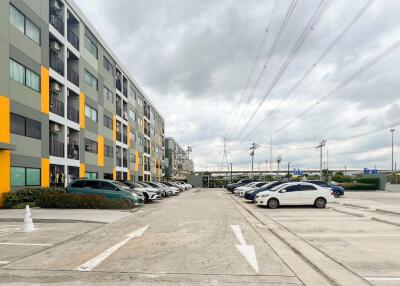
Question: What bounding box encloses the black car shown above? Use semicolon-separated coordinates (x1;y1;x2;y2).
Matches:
226;179;254;192
243;181;286;202
307;180;344;197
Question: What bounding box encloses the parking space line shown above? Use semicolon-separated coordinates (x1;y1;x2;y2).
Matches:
0;261;10;264
364;277;400;281
0;242;53;246
75;225;149;272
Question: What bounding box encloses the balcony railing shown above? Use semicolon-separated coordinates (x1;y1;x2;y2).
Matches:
50;54;64;76
116;79;121;91
67;105;79;123
67;66;79;87
50;12;64;35
50;140;64;157
116;131;122;142
67;29;79;50
116;105;122;117
116;157;122;167
67;143;79;160
50;97;64;117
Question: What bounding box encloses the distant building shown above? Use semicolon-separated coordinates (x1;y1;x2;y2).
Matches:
164;137;194;180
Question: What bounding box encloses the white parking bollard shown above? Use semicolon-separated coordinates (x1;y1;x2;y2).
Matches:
23;205;35;232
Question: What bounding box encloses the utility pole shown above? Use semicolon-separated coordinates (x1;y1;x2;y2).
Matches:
249;143;259;179
277;155;282;180
269;136;272;170
229;162;233;183
265;160;268;181
391;128;395;183
287;161;291;179
186;146;192;159
316;140;327;180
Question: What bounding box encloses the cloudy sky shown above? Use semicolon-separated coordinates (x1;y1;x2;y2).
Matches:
75;0;400;171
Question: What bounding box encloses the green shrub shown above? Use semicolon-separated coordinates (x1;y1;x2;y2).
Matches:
331;175;353;183
339;182;377;190
355;177;380;187
3;187;65;208
36;192;131;209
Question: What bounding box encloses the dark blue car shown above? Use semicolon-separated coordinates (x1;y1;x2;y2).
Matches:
243;181;286;202
307;180;344;197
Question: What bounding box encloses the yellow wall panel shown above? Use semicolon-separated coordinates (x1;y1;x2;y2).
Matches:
80;92;85;128
135;150;139;172
112;167;116;180
97;135;104;167
0;96;10;144
41;158;50;188
0;150;11;207
80;163;85;178
41;67;49;114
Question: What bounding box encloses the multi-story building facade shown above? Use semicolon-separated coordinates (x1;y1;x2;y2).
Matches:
164;137;194;180
0;0;165;199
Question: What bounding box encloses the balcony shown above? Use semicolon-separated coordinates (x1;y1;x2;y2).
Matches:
50;54;64;76
67;105;79;123
67;29;79;50
50;12;64;35
50;97;64;117
67;143;79;160
116;131;122;142
116;157;122;167
50;140;64;157
116;105;122;117
67;66;79;87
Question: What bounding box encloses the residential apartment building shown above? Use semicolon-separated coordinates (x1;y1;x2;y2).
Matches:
164;137;194;180
0;0;165;198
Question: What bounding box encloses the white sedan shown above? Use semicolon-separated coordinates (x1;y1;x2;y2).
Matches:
254;182;333;209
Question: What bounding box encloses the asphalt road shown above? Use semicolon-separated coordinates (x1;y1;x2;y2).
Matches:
0;189;399;285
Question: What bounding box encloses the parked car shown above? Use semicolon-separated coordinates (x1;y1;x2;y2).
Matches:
146;182;180;196
156;182;181;195
176;181;192;189
243;181;287;202
163;181;186;191
66;179;142;207
119;181;161;203
254;182;333;209
226;179;254;192
307;180;344;197
138;182;167;198
236;182;269;197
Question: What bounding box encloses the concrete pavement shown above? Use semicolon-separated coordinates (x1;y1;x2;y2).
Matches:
0;189;398;285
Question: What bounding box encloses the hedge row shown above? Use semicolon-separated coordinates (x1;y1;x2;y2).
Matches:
338;183;377;190
3;188;132;209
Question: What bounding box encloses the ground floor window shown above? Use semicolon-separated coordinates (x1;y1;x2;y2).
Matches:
85;172;97;179
11;167;41;187
104;173;113;180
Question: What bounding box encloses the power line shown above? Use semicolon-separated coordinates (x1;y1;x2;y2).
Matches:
234;0;331;141
272;37;400;137
238;0;374;143
226;0;279;140
227;0;298;140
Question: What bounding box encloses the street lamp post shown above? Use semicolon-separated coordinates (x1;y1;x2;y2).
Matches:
287;161;292;179
249;143;259;179
229;162;233;183
391;128;395;183
316;140;327;180
277;155;282;180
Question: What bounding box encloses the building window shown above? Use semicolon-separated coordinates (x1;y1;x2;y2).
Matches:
9;59;40;92
137;97;143;107
11;167;40;187
10;113;41;140
104;144;113;157
130;132;136;142
103;56;113;75
84;70;98;90
104;86;113;103
84;138;98;154
129;87;136;98
129;109;135;121
85;104;98;122
9;5;40;45
103;115;113;129
138;116;142;127
84;34;98;58
84;172;98;179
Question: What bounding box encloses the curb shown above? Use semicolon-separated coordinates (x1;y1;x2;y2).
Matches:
0;218;106;224
375;209;400;216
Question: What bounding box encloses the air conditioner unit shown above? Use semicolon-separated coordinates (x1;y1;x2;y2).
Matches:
50;123;61;133
51;0;61;11
51;82;61;93
50;41;60;53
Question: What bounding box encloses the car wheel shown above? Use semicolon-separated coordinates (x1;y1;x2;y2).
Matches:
143;193;149;203
267;198;279;209
121;199;133;209
314;197;327;208
333;191;340;198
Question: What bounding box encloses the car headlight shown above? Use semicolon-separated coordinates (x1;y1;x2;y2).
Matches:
261;194;270;197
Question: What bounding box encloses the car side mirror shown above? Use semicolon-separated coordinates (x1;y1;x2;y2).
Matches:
280;189;286;193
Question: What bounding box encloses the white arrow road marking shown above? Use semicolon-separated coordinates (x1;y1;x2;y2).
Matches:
75;225;149;272
230;225;259;273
